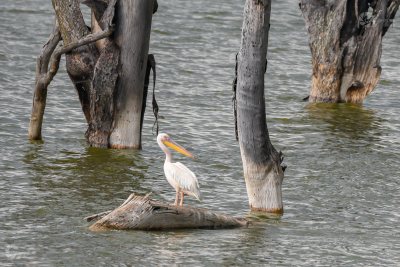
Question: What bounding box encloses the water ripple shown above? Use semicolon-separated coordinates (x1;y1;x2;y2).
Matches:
0;0;399;266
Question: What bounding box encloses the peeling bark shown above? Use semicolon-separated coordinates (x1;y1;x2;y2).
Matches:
236;0;285;214
53;0;98;121
85;0;120;147
30;0;157;148
300;0;399;103
28;22;114;141
87;194;248;231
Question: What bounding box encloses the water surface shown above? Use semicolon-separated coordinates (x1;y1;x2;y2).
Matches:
1;0;399;266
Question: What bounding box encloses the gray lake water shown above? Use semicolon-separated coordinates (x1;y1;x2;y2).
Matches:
1;0;400;266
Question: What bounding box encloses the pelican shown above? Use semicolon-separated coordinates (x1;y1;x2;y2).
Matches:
157;133;201;206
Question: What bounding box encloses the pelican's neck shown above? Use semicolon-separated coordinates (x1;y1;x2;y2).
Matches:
157;139;172;163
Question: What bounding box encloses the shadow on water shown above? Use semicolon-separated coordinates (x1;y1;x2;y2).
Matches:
305;103;383;146
22;145;150;205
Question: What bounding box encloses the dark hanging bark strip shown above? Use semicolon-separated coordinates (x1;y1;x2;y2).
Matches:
140;54;158;136
149;55;159;136
232;52;238;141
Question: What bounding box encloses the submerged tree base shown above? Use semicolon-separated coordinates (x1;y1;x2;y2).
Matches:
300;0;399;103
86;193;248;231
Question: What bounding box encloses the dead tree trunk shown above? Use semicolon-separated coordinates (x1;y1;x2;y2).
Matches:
86;194;248;231
28;0;157;149
235;0;285;214
53;0;98;122
109;0;155;149
300;0;399;103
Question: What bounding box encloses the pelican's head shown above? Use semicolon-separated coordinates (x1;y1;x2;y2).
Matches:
157;133;195;159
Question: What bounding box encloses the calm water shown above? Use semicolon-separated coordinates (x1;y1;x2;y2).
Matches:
1;0;400;266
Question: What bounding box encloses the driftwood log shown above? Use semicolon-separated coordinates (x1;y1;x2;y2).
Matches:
86;194;249;231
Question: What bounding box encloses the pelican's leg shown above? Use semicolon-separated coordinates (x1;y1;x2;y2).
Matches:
174;191;179;206
179;191;184;206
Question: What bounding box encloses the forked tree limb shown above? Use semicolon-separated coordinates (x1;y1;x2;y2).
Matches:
37;25;61;77
29;24;62;140
40;28;114;86
55;27;114;56
29;22;115;141
87;193;249;231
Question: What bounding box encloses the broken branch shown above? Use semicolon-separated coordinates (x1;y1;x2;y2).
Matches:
55;27;114;56
29;24;62;140
29;24;115;141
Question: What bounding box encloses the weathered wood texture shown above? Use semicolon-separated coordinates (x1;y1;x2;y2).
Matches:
236;0;285;214
52;0;99;122
28;24;61;140
300;0;399;103
87;194;248;231
85;0;120;147
109;0;155;149
30;0;157;148
28;22;114;141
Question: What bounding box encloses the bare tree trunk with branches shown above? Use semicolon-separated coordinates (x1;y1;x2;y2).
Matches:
28;0;157;149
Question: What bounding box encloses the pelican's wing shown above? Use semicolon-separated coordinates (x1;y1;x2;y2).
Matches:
168;162;201;201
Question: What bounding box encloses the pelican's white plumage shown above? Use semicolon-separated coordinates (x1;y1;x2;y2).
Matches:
157;133;201;206
164;162;201;200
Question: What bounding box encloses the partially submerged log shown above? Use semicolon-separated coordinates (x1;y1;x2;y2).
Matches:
86;194;249;231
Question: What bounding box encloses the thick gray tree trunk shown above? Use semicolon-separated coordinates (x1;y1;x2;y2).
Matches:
236;0;285;214
28;0;156;149
109;0;155;149
300;0;399;103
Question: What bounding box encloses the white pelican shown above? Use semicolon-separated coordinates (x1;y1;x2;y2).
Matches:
157;133;201;206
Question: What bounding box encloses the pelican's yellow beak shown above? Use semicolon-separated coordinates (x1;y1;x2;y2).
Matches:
163;139;195;159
